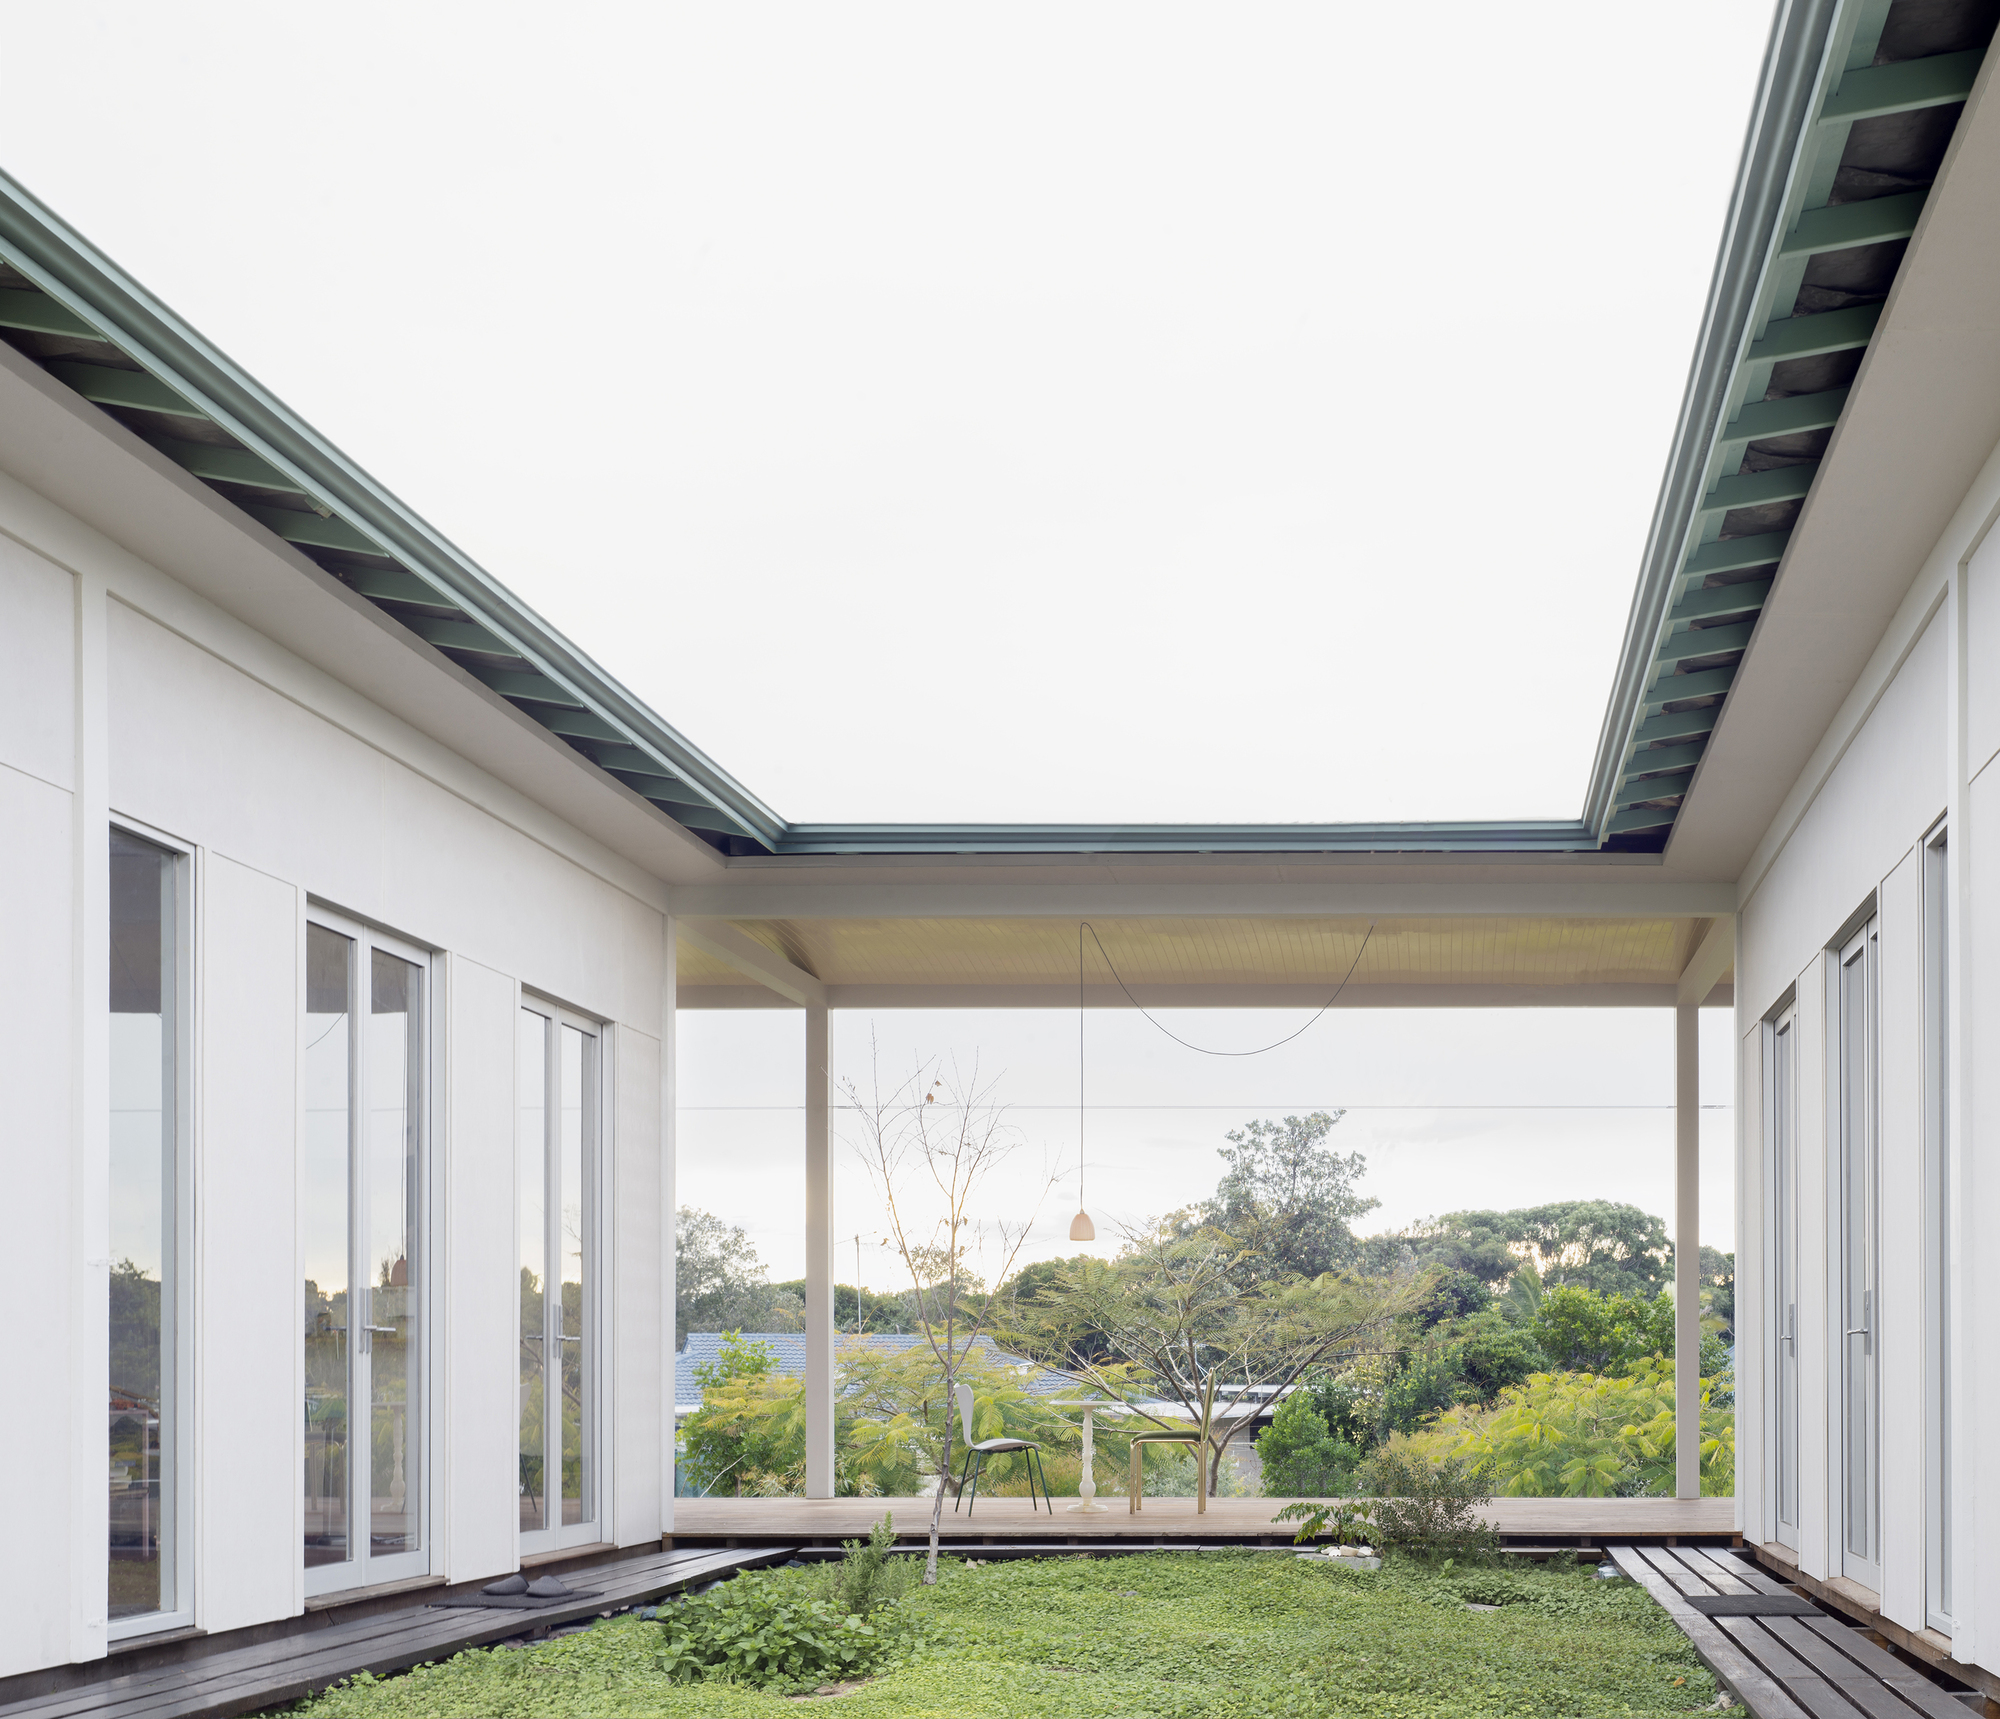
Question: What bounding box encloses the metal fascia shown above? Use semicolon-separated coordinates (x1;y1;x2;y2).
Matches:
1580;0;1843;840
769;820;1604;856
0;168;786;849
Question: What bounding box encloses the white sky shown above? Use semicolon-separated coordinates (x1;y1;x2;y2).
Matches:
0;2;1774;824
679;1005;1738;1287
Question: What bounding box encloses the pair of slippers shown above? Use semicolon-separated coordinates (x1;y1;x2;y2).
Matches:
433;1571;595;1610
482;1574;575;1600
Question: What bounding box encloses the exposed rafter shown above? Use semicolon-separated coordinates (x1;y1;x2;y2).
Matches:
1590;0;1994;850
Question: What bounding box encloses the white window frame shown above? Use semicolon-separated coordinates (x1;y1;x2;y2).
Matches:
1828;913;1880;1591
301;904;437;1600
106;816;196;1643
1762;991;1799;1553
1922;824;1952;1630
517;995;609;1557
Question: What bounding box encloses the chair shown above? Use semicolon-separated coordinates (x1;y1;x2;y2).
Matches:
1128;1375;1220;1515
1128;1432;1208;1514
952;1382;1052;1515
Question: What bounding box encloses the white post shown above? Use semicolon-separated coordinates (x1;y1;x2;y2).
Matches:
1676;1000;1702;1501
660;917;678;1536
804;1002;835;1497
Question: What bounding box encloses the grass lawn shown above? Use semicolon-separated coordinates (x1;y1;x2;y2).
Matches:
279;1550;1718;1718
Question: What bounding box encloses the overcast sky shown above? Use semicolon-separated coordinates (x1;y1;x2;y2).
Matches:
7;11;1760;1272
1;2;1774;824
680;1005;1739;1287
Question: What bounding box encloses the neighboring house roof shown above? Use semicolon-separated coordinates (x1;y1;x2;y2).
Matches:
673;1331;1085;1415
0;0;1986;858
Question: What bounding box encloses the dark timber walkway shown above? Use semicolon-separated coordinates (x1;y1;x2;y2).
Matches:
1609;1543;1981;1718
0;1545;793;1719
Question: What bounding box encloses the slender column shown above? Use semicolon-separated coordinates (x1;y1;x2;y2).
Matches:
804;1003;835;1497
1676;1001;1702;1500
660;917;678;1535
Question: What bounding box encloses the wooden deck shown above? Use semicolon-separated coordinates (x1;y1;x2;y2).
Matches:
1610;1543;1983;1718
0;1545;792;1719
672;1492;1738;1546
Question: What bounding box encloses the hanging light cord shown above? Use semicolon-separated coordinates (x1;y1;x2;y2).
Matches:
1078;920;1376;1057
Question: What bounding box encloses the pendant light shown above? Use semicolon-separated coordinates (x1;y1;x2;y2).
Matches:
1070;923;1095;1243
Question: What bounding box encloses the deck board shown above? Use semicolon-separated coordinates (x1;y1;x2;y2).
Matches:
1609;1541;1976;1719
0;1546;790;1719
671;1492;1736;1543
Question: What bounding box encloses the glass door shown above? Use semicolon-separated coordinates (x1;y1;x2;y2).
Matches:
304;912;428;1595
1836;922;1879;1586
518;1002;599;1552
1769;1003;1799;1549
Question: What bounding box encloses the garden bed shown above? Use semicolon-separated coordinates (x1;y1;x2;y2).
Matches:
277;1549;1719;1718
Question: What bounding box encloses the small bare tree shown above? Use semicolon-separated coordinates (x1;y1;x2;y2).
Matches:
843;1041;1054;1583
1023;1220;1415;1496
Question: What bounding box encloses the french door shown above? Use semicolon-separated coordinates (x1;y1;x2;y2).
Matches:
1835;921;1879;1586
1769;1003;1799;1549
518;1001;600;1552
303;912;429;1594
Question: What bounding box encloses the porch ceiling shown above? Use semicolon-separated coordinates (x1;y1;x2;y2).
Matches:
676;914;1727;1008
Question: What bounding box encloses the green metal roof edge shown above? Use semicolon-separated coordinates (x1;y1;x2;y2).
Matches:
0;167;788;850
768;820;1604;855
1581;0;1843;841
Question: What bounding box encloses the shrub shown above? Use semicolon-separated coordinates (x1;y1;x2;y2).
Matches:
657;1577;895;1690
1405;1359;1736;1498
816;1513;916;1618
1257;1389;1362;1497
1271;1496;1376;1545
1359;1447;1499;1562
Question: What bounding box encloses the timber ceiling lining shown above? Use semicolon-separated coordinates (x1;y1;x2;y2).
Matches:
679;915;1711;994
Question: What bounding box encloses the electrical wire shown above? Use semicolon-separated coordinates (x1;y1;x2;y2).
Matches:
1079;920;1374;1057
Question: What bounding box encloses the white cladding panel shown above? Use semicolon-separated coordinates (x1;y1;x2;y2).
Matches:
1738;611;1945;1021
0;534;74;791
196;855;303;1634
441;954;524;1584
1964;750;2000;1663
1875;849;1924;1632
0;770;77;1677
612;1024;664;1548
0;466;674;1676
104;602;664;1037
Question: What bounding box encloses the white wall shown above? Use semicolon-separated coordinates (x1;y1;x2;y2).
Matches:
1737;609;1944;1624
0;456;674;1674
1735;435;2000;1675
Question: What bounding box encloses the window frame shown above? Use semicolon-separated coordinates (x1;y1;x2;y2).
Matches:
1761;989;1799;1553
105;816;195;1643
300;902;437;1600
1922;823;1952;1630
517;995;608;1557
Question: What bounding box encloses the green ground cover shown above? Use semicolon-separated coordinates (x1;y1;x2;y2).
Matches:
279;1550;1717;1719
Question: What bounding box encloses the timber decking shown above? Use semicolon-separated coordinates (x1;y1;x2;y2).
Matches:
1609;1543;1978;1718
672;1492;1737;1544
0;1545;793;1719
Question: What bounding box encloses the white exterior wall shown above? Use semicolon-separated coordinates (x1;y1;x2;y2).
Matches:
0;465;674;1676
1736;430;2000;1675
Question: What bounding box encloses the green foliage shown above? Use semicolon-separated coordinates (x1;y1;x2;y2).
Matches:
1406;1358;1737;1498
1272;1496;1377;1545
1359;1448;1501;1562
675;1207;801;1341
657;1572;907;1692
1255;1389;1362;1497
818;1513;918;1618
285;1546;1715;1718
1530;1285;1673;1374
1416;1201;1674;1300
1409;1267;1492;1328
1449;1307;1547;1398
1198;1111;1380;1279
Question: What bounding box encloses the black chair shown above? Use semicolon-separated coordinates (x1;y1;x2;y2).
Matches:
952;1382;1052;1515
